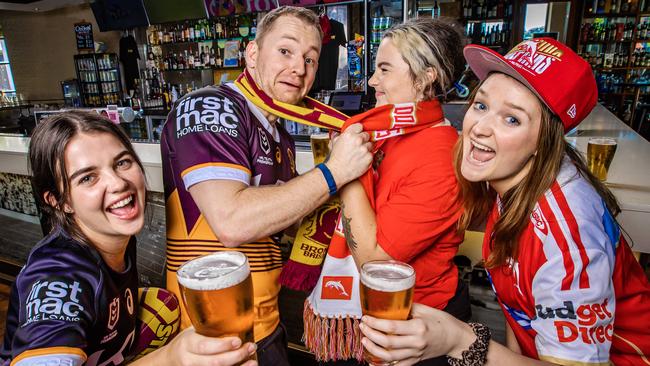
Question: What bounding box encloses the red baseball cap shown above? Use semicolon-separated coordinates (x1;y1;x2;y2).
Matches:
464;38;598;132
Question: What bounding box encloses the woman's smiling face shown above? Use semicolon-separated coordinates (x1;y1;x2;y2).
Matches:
63;132;146;246
460;73;543;195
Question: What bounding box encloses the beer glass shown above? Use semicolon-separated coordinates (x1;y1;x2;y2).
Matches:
360;260;415;366
310;132;330;165
177;252;255;360
587;138;617;181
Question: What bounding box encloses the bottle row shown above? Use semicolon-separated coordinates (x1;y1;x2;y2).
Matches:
580;20;641;43
597;73;626;94
586;0;645;15
76;55;116;71
140;81;201;111
582;52;630;68
148;17;256;45
78;70;119;83
465;22;510;47
582;45;650;68
370;17;396;44
460;0;513;19
154;40;247;71
83;93;120;107
82;81;120;94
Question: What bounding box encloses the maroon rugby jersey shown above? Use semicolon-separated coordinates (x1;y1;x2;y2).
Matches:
160;83;297;340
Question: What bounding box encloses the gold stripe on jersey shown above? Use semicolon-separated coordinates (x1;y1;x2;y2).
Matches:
165;188;284;341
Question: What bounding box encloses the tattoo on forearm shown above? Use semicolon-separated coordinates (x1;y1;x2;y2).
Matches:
341;202;357;251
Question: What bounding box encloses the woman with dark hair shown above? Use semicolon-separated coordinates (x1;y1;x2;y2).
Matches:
359;38;650;365
0;111;257;366
303;17;471;365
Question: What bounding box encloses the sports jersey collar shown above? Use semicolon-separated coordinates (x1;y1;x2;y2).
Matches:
227;82;281;143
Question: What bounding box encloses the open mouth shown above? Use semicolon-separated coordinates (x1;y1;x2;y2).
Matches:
106;194;139;220
469;140;496;164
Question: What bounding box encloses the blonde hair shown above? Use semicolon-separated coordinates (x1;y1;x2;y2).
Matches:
255;6;323;47
384;17;465;101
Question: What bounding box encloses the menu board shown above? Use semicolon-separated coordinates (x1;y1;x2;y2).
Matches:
74;22;94;51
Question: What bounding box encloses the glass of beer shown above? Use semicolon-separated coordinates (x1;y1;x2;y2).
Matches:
310;132;330;165
587;137;617;181
177;252;255;360
360;260;415;366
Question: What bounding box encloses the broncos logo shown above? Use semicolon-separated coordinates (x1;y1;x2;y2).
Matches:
108;297;120;331
303;200;341;245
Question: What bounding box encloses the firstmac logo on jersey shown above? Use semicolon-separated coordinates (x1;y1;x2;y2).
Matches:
534;299;614;345
24;279;85;324
175;96;240;138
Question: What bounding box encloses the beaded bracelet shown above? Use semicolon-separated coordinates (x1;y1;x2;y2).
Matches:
447;322;491;366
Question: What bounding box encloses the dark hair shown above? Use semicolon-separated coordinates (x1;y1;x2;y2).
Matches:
384;17;466;101
454;75;620;268
29;110;145;244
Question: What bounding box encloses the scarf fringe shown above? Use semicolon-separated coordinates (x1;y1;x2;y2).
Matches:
303;301;364;362
279;259;322;291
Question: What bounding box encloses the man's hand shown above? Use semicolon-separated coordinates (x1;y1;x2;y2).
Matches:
132;327;257;366
327;123;373;186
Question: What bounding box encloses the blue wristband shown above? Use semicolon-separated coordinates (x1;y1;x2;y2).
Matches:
316;163;337;196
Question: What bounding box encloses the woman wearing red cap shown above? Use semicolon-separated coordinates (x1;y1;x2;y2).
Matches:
358;38;650;365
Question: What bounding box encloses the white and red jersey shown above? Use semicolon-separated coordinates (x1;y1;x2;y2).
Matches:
483;158;650;365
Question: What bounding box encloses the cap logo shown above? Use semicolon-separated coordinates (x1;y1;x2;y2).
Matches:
505;39;564;76
567;104;577;119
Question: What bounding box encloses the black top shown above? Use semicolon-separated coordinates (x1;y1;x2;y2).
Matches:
0;228;139;366
119;35;140;92
314;19;347;91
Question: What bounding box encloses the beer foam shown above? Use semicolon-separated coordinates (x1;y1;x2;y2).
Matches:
311;133;329;140
360;262;415;292
589;138;617;145
177;252;249;291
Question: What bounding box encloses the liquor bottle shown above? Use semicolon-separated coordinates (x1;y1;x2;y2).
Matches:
162;84;171;110
229;18;235;38
216;20;224;39
480;24;486;44
210;47;216;67
251;18;257;37
239;40;246;67
172;53;178;70
171;84;179;103
200;46;207;67
183;50;194;69
195;21;202;41
156;26;163;45
194;49;201;69
216;47;222;67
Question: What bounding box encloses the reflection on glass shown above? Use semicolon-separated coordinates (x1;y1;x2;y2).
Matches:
523;3;549;40
0;39;7;63
523;2;570;42
0;64;16;92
